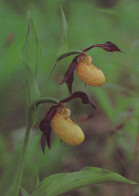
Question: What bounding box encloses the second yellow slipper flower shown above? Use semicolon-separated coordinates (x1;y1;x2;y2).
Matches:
39;91;96;152
52;105;85;146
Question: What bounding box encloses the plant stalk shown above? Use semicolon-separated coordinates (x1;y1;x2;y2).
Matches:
40;50;81;98
36;97;59;107
13;124;31;196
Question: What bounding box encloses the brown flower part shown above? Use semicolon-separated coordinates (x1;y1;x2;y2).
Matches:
60;41;123;95
83;41;123;53
39;91;96;152
60;55;80;95
39;106;57;152
60;91;97;110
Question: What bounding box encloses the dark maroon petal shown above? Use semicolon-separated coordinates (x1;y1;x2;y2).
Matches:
41;134;47;153
60;91;97;110
60;55;79;84
60;55;80;94
39;106;57;150
83;41;123;53
46;106;57;121
66;72;74;95
39;120;52;149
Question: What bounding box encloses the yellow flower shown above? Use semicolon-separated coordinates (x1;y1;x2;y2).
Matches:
52;105;85;145
60;41;122;95
77;54;105;87
39;91;96;152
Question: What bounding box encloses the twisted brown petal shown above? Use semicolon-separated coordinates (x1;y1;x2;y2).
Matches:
83;41;123;53
60;55;81;95
39;106;57;152
60;91;97;110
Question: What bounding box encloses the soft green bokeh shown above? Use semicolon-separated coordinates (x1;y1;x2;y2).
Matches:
0;0;139;195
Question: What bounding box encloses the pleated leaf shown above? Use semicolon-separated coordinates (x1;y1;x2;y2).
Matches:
32;167;137;196
20;10;41;75
20;11;41;127
25;65;40;127
56;6;68;57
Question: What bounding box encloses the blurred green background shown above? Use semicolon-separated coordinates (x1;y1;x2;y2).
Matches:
0;0;139;195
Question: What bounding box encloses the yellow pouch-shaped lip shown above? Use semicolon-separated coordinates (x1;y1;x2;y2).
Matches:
77;54;105;87
52;105;85;146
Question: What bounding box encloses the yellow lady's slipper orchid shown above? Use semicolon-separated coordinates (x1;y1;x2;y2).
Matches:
52;105;85;145
77;54;105;87
60;41;122;95
39;91;96;152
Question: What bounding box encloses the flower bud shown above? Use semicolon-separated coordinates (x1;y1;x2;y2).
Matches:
77;54;105;87
51;105;85;145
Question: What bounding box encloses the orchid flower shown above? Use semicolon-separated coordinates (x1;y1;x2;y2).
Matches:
39;91;96;152
60;41;123;95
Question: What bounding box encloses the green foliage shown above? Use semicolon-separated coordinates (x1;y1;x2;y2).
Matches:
20;186;31;196
24;65;40;127
20;11;41;75
40;6;81;97
0;0;139;195
32;167;136;196
20;11;41;127
56;6;68;57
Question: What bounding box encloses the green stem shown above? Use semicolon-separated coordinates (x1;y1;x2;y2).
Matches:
56;50;81;62
13;50;81;196
13;97;59;196
36;97;59;107
40;50;81;98
13;123;31;196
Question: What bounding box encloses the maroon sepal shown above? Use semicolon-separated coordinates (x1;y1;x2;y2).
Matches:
39;106;57;152
83;41;123;53
60;55;80;95
60;91;97;110
65;72;74;95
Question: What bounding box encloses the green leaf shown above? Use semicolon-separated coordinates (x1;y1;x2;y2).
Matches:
56;6;68;57
40;7;81;98
25;64;40;127
20;186;31;196
32;167;137;196
20;10;41;127
35;167;40;186
20;10;41;76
